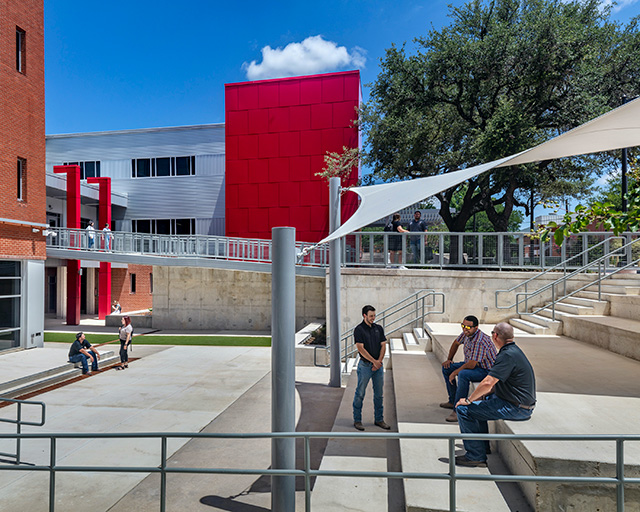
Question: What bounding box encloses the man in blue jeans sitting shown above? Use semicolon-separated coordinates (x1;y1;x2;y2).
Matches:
68;332;101;375
352;305;391;431
453;322;536;467
440;315;497;422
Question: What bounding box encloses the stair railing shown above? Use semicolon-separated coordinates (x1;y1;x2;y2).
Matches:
496;236;640;321
314;289;445;370
0;397;46;465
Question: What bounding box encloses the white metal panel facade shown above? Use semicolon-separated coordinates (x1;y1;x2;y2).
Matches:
46;124;226;235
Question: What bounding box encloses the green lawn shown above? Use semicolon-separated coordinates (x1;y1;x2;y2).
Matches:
44;332;271;347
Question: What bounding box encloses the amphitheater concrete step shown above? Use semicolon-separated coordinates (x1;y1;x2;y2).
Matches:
560;295;609;314
311;365;402;512
425;322;640;511
560;314;640;361
391;349;522;512
509;317;551;335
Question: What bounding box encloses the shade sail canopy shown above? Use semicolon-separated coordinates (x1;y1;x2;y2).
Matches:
318;96;640;245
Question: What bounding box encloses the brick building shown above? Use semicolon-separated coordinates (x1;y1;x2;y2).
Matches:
0;0;46;350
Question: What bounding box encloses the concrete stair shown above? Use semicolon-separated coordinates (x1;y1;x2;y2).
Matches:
0;349;117;399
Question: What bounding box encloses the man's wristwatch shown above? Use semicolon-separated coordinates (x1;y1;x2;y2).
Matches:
464;398;471;405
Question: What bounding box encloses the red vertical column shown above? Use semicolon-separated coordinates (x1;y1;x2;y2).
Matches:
54;165;81;325
87;177;112;320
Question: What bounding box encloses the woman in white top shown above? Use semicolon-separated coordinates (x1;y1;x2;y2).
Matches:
117;316;133;370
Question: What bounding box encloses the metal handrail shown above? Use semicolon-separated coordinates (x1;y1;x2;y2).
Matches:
1;430;637;512
313;289;445;370
497;237;640;321
495;236;626;308
0;397;46;465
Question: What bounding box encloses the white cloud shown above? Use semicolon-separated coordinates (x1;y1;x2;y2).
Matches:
600;0;639;13
243;35;366;81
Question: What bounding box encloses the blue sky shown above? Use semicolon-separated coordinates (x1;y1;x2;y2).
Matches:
45;0;640;134
45;0;640;222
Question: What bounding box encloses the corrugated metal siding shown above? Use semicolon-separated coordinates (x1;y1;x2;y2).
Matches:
46;124;225;163
111;175;224;221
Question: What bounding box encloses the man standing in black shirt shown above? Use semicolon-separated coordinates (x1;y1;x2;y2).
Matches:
454;322;536;467
352;305;391;431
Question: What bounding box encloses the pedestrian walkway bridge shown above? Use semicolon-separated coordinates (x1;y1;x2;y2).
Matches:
45;227;329;276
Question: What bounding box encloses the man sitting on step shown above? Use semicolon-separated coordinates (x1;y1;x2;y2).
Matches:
440;315;497;422
454;322;536;467
68;332;101;376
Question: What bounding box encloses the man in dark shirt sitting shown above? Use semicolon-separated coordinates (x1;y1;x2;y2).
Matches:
68;332;101;375
352;305;391;431
454;322;536;467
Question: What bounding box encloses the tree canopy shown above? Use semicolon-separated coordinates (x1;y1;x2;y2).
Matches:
360;0;640;233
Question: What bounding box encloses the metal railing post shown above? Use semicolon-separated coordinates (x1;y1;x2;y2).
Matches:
448;437;456;512
305;436;312;512
49;437;56;512
16;402;21;465
160;436;167;512
616;438;625;512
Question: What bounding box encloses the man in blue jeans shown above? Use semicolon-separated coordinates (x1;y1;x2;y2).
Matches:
68;332;101;375
454;322;536;467
352;305;390;431
440;315;497;422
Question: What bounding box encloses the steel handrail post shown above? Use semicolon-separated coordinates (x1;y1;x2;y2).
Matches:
16;402;21;464
49;436;56;512
616;438;625;512
160;436;167;512
448;437;456;512
552;285;556;322
304;436;311;512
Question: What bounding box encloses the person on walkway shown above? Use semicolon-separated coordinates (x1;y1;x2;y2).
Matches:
86;220;95;249
117;316;133;370
353;305;391;431
454;322;536;467
389;213;409;265
102;222;112;251
112;300;122;314
440;315;497;422
68;332;100;375
408;210;428;264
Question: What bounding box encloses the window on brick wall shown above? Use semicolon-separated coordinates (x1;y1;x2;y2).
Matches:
16;27;25;73
17;158;26;201
149;273;153;293
130;274;137;294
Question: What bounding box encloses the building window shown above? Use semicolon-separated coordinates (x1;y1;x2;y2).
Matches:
0;261;21;351
132;156;196;178
17;158;26;201
130;274;137;294
132;218;195;235
149;273;153;293
16;27;25;73
63;161;101;180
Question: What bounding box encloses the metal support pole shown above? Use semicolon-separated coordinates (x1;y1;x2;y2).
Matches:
329;178;342;388
271;226;296;511
622;94;629;213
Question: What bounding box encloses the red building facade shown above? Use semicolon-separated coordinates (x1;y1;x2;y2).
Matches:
225;71;361;243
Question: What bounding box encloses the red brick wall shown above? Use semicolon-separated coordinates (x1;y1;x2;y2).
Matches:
225;70;360;243
111;264;153;312
0;0;46;260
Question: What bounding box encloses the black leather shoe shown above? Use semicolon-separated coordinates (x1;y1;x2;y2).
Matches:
354;422;365;431
454;455;487;468
375;420;391;430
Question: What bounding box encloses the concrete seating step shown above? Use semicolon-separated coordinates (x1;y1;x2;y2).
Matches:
413;327;432;352
560;315;640;361
0;352;118;399
425;323;640;510
312;366;392;512
549;301;595;315
402;332;421;352
390;338;405;352
584;283;640;295
391;349;512;511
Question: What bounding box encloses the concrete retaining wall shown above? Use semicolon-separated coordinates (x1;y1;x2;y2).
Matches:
152;266;325;331
333;268;597;335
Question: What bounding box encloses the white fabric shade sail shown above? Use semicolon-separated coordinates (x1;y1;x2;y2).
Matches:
318;96;640;245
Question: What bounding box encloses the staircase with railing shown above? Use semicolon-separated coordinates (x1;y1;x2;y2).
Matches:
496;236;640;335
314;289;445;372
